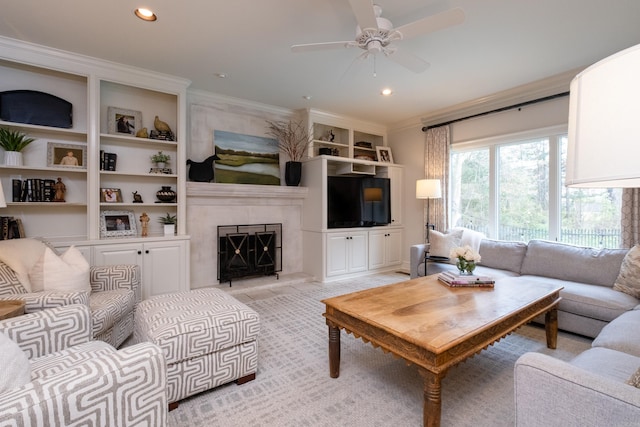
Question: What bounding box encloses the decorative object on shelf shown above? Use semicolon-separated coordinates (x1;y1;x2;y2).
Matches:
150;151;170;169
107;107;141;136
187;154;220;182
450;245;481;275
100;188;122;203
135;127;148;138
158;212;177;236
47;142;86;169
132;191;143;203
139;212;150;237
53;177;66;202
0;127;35;166
355;141;373;149
265;119;311;187
0;90;72;128
156;186;176;203
149;167;172;174
149;116;175;141
318;147;332;156
100;151;117;171
376;146;394;163
329;129;335;141
100;210;137;238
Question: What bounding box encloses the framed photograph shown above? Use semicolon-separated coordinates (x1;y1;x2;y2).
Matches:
107;107;142;136
47;142;87;169
100;210;137;238
100;188;123;203
376;146;394;163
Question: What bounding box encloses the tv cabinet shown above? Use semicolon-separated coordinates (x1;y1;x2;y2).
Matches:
301;155;403;282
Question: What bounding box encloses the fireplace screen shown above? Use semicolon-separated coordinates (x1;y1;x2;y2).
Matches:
217;223;282;285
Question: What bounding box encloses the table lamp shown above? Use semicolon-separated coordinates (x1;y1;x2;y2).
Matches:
416;179;441;242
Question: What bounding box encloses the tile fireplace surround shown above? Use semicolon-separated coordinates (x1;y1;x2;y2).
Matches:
186;182;308;288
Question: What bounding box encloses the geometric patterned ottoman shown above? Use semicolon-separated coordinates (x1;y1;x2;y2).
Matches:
134;288;260;407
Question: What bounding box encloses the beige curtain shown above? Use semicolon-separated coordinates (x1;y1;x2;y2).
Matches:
621;188;640;248
424;125;450;238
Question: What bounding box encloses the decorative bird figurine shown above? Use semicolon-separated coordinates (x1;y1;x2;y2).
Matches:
136;127;148;138
154;116;172;133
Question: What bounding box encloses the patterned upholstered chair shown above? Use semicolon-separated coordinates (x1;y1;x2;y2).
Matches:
0;238;140;347
0;304;167;426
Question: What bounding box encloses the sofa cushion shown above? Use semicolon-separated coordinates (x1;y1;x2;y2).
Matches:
0;261;27;295
592;310;640;357
614;245;640;298
29;247;90;293
429;229;463;259
570;347;640;383
479;239;527;273
520;276;638;322
0;238;48;292
30;341;114;382
0;331;30;393
520;240;628;287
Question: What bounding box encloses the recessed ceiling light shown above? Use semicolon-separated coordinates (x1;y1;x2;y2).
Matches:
381;88;393;96
303;95;312;100
135;8;157;21
214;73;228;79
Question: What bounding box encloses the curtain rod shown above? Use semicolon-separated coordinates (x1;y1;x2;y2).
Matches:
421;91;570;132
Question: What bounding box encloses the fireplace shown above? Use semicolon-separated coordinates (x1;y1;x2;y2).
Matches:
217;223;282;286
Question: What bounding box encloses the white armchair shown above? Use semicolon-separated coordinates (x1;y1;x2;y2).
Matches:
0;304;167;426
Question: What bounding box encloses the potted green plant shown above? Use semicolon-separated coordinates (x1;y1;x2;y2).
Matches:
151;151;170;168
265;119;310;186
0;128;35;166
158;212;177;236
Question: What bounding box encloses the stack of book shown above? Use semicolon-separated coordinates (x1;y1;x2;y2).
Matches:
438;271;495;288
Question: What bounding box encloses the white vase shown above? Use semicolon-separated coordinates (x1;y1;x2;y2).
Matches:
156;162;166;169
4;151;23;166
163;224;175;236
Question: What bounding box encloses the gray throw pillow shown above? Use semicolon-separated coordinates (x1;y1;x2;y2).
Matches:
0;331;30;393
614;245;640;298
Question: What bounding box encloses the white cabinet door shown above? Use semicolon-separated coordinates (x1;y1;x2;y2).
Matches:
348;232;368;273
385;229;402;266
326;233;349;277
368;230;387;269
142;240;187;298
93;243;142;266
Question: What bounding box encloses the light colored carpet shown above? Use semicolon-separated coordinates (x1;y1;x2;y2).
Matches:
168;273;592;427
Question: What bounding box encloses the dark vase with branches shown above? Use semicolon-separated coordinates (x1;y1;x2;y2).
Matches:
266;119;310;186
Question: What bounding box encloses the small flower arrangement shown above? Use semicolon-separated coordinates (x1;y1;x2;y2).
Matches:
151;151;170;164
450;245;481;275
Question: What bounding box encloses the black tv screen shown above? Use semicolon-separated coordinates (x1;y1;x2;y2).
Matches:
327;176;391;228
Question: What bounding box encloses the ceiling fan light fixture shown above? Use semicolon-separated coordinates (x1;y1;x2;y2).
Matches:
134;8;157;21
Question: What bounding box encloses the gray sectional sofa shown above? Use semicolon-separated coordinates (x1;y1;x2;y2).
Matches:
411;237;640;424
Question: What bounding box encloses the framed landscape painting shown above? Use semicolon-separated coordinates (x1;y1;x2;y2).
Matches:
213;130;280;185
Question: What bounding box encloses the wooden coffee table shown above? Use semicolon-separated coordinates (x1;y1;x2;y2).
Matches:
322;275;562;427
0;300;26;320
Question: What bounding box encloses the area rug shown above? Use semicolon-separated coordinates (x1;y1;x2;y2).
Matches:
168;273;592;427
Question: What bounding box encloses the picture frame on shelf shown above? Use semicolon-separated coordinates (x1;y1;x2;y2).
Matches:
100;210;137;238
47;142;86;169
376;146;394;163
107;107;141;136
100;188;123;203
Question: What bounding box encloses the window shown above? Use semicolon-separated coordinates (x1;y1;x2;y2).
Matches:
450;130;622;247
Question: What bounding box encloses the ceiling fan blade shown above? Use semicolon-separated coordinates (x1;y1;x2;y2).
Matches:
348;0;378;30
291;41;355;53
394;7;465;40
386;49;430;73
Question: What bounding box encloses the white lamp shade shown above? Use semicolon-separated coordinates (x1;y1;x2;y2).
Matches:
567;43;640;188
0;183;6;208
416;179;442;199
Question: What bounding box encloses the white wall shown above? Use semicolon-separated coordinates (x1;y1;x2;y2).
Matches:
388;96;570;272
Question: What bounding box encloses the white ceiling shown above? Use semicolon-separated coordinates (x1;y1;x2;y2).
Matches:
1;0;639;127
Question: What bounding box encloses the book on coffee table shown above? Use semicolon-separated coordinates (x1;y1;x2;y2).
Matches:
438;271;495;287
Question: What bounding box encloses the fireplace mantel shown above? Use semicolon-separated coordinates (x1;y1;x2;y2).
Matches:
187;182;308;201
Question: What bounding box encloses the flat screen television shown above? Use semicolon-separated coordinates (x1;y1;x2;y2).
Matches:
327;176;391;228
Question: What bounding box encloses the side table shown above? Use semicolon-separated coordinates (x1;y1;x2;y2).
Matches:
0;300;26;320
423;250;450;276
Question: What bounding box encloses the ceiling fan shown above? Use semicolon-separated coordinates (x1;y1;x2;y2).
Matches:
291;0;465;74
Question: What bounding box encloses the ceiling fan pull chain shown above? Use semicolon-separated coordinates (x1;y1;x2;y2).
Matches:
373;54;377;78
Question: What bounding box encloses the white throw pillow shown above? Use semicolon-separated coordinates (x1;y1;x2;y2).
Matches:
0;238;48;292
429;229;463;258
28;246;90;293
614;245;640;299
0;331;30;393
